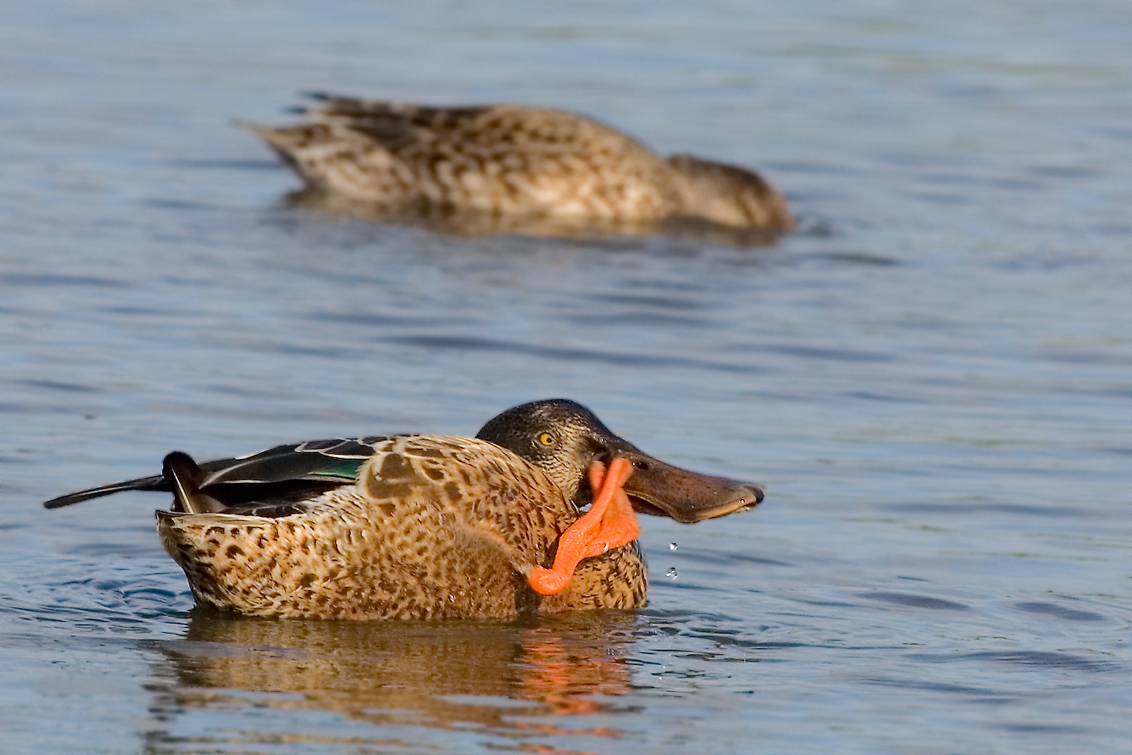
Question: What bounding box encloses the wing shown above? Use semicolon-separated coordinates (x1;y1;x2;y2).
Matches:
301;94;493;146
240;97;495;165
43;437;396;510
195;437;389;487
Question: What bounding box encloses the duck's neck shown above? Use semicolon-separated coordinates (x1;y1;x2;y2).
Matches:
665;154;793;229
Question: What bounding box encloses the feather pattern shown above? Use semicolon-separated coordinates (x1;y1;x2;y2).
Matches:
44;399;765;620
151;435;646;619
241;95;793;230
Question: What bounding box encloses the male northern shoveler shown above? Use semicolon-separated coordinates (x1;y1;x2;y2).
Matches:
241;95;793;232
45;400;764;621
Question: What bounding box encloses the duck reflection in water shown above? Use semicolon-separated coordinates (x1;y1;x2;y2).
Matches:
143;609;641;750
285;187;792;247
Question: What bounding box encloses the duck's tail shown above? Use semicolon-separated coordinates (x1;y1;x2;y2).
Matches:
235;120;318;161
161;452;226;514
43;472;168;509
43;452;224;514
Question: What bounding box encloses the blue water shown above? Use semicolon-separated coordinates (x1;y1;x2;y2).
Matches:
1;1;1129;753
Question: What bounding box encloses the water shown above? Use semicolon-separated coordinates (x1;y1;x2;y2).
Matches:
1;1;1129;753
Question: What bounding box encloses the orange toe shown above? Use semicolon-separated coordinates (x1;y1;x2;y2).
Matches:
528;458;640;596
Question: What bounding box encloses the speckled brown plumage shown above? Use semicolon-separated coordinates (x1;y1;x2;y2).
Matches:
45;399;764;622
155;436;645;620
242;96;793;230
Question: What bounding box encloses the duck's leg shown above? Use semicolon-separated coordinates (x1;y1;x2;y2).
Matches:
528;457;640;595
580;459;640;558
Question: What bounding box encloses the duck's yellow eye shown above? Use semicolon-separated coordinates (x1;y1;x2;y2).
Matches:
538;432;554;446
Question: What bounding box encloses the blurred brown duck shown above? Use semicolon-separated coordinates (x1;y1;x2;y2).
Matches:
45;399;764;620
241;95;794;231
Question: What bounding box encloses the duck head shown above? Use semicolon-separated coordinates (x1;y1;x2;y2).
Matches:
666;154;794;231
476;399;764;523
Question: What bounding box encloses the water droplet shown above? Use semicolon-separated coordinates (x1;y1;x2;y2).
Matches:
666;567;678;579
668;542;678;551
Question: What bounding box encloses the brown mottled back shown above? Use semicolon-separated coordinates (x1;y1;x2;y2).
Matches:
156;435;647;620
243;97;792;230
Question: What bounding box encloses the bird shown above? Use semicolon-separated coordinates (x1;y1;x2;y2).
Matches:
241;95;793;232
44;399;764;621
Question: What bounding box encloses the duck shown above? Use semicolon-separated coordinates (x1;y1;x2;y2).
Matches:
241;95;793;232
45;399;764;621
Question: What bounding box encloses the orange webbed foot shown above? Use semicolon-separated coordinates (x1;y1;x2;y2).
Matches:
528;457;641;595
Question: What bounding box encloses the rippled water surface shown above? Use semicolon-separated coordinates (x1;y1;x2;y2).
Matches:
1;2;1129;753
